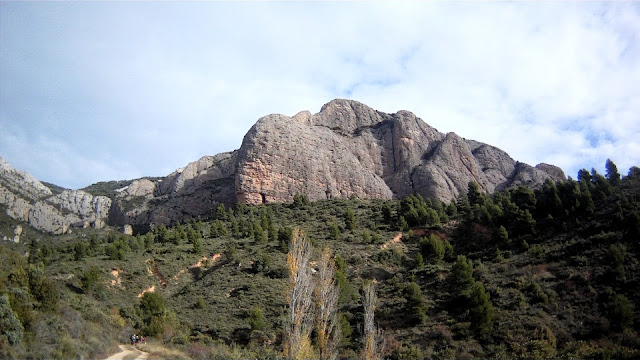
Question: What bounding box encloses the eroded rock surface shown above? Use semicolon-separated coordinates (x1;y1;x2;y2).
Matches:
235;99;565;204
0;157;111;234
1;99;566;229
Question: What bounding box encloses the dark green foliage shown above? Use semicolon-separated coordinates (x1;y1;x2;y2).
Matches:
248;306;266;331
419;234;445;263
338;312;353;347
155;224;168;243
28;266;59;312
609;244;626;281
278;226;293;252
0;293;23;345
73;241;88;261
451;255;474;295
335;254;355;305
105;237;130;260
414;253;424;270
293;193;309;207
192;237;203;254
577;168;592;183
144;232;154;249
468;181;484;207
468;282;494;336
610;294;634;330
399;216;409;231
495;225;509;246
606;159;621;186
80;265;102;294
405;282;427;325
390;343;424;360
140;292;167;319
195;297;206;309
345;208;356;231
215;203;227;220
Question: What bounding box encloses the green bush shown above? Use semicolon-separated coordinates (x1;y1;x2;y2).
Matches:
405;282;428;325
0;293;23;345
610;294;634;330
248;307;265;331
419;234;445;263
468;281;494;336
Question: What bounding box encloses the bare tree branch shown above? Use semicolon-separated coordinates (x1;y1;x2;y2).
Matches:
315;247;341;360
285;229;315;360
363;281;385;360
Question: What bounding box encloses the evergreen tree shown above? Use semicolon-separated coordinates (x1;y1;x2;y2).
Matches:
0;294;23;345
468;282;495;336
605;159;621;186
345;208;356;231
468;182;484;207
405;281;428;325
577;168;591;183
419;234;445;263
451;255;474;295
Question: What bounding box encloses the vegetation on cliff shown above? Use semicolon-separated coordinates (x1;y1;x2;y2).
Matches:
1;160;639;359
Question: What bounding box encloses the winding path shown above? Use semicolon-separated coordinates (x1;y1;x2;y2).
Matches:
103;344;149;360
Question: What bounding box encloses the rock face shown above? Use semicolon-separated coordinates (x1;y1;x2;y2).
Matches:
0;157;112;234
235;99;566;204
108;152;237;227
1;99;567;230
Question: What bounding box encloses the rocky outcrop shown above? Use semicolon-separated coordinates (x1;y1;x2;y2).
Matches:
109;152;237;227
0;157;111;234
235;99;566;204
1;99;567;229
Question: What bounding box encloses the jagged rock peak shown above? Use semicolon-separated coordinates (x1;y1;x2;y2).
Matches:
0;156;52;200
235;99;566;204
311;98;385;133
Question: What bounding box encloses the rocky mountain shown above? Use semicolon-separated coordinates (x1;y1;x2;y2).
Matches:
0;157;112;234
1;99;565;232
235;99;565;204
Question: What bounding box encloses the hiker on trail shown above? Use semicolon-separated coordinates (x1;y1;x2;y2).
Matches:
141;336;146;344
130;334;135;345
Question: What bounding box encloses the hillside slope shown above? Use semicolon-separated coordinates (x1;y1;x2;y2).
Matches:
1;162;637;359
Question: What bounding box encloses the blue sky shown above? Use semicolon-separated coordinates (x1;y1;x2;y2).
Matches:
1;1;639;189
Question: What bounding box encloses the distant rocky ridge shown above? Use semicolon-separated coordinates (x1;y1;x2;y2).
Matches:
1;157;112;234
1;99;565;233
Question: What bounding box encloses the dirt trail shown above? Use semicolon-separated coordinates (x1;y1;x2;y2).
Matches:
103;344;148;360
172;253;222;281
381;232;403;249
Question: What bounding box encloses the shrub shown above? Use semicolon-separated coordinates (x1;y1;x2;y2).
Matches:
405;282;428;325
140;292;167;318
248;307;265;331
610;294;634;330
81;265;102;294
195;297;206;309
451;255;474;295
0;293;23;345
419;234;445;263
468;281;495;336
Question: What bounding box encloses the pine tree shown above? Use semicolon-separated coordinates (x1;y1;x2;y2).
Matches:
405;282;428;325
468;281;495;336
605;159;621;186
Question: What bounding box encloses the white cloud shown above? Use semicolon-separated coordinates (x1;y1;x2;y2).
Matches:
1;1;638;188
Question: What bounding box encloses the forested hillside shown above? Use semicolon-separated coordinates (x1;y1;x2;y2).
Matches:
1;160;639;359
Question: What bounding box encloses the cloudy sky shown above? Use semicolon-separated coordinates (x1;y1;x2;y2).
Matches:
1;1;639;189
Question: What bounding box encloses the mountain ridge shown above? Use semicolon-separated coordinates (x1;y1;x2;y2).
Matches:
1;99;565;233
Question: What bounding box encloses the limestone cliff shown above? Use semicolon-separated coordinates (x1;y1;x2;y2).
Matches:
1;99;566;230
0;157;111;234
235;99;565;204
108;152;237;227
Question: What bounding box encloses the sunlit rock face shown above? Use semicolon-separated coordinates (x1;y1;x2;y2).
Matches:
0;99;565;230
235;99;565;205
